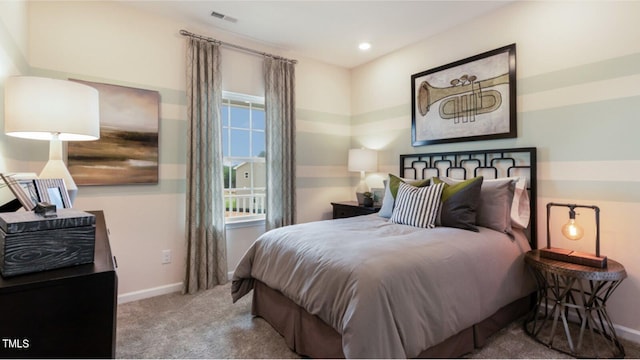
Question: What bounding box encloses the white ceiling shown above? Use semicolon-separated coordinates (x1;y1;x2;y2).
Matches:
123;1;513;69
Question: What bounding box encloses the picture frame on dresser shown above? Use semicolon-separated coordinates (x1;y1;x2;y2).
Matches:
17;179;39;206
371;187;385;205
411;44;517;146
34;178;72;209
0;173;36;210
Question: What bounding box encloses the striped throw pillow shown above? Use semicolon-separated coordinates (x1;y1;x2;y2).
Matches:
390;182;444;228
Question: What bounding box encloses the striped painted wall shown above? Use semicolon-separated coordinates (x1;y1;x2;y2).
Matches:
3;0;639;340
0;1;30;174
352;53;640;201
350;1;640;340
0;1;353;299
297;108;351;187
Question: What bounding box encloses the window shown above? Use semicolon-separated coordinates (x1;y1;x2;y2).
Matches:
222;92;266;222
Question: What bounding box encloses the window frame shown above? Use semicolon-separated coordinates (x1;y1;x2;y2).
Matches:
221;91;266;224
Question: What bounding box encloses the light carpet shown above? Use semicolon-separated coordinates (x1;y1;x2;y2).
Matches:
116;283;640;358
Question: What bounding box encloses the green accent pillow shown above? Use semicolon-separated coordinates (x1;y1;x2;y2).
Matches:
389;174;430;198
433;176;483;232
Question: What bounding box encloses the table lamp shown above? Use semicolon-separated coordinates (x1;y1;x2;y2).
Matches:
540;202;607;268
348;148;377;205
4;76;100;204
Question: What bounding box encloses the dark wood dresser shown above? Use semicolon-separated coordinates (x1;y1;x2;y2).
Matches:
0;210;117;359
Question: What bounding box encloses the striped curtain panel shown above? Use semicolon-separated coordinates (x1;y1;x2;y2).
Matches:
184;38;228;294
264;58;296;230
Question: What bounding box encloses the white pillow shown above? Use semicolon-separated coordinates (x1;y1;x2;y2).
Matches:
390;182;444;228
510;177;530;229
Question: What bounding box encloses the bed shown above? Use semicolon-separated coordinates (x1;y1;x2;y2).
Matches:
232;147;537;358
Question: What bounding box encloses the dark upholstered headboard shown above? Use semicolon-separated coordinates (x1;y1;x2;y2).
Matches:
399;147;537;247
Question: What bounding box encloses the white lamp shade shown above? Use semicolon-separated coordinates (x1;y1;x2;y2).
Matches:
348;148;378;172
4;76;100;141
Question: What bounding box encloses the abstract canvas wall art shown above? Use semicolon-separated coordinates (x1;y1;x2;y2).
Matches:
68;80;159;185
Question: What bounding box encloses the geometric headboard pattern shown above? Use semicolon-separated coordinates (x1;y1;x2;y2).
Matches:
399;147;537;247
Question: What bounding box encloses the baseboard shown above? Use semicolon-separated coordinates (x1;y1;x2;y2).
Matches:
118;282;183;304
615;323;640;344
545;303;640;345
118;274;236;304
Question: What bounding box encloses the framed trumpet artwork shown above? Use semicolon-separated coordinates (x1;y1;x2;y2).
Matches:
411;44;517;146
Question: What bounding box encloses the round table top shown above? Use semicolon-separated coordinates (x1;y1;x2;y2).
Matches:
525;249;627;281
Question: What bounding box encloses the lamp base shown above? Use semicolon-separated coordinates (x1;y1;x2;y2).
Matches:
40;135;77;205
539;247;607;268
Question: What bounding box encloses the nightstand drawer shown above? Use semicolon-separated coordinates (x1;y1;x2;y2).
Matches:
331;201;380;219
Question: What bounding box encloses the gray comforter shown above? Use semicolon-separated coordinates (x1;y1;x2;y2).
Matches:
232;214;534;358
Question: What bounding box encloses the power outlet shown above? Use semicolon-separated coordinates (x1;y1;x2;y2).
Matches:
161;249;172;264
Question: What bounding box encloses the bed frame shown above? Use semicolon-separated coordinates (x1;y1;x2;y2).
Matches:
252;147;537;358
400;147;537;247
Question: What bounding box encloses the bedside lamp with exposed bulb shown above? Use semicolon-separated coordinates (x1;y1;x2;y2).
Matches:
561;206;585;240
540;202;606;268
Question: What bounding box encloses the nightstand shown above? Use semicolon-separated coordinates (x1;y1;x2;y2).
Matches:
524;249;626;358
331;201;380;219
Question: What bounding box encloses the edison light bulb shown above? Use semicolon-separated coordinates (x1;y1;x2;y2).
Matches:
561;212;584;240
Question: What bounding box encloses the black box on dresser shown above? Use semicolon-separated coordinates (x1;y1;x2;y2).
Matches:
0;209;96;277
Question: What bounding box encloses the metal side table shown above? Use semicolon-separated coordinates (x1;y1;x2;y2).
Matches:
524;249;626;358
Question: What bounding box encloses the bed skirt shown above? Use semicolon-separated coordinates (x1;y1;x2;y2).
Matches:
251;280;531;358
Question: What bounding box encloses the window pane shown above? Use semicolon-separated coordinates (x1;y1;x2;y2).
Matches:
223;159;241;189
221;105;229;127
230;129;250;157
252;131;265;157
253;110;265;130
230;106;250;128
222;128;229;157
223;164;233;189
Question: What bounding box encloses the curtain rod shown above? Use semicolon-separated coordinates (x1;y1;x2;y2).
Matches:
179;29;297;65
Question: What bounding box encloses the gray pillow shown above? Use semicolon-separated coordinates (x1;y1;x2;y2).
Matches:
440;176;516;236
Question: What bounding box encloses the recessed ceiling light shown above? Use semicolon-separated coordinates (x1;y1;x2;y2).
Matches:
358;42;371;51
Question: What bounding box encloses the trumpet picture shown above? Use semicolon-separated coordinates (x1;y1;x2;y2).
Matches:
410;43;516;146
417;73;508;123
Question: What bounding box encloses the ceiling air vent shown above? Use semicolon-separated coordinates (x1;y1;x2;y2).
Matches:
211;11;237;23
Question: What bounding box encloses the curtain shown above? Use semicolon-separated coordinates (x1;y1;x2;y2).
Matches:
184;38;227;294
264;58;296;230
